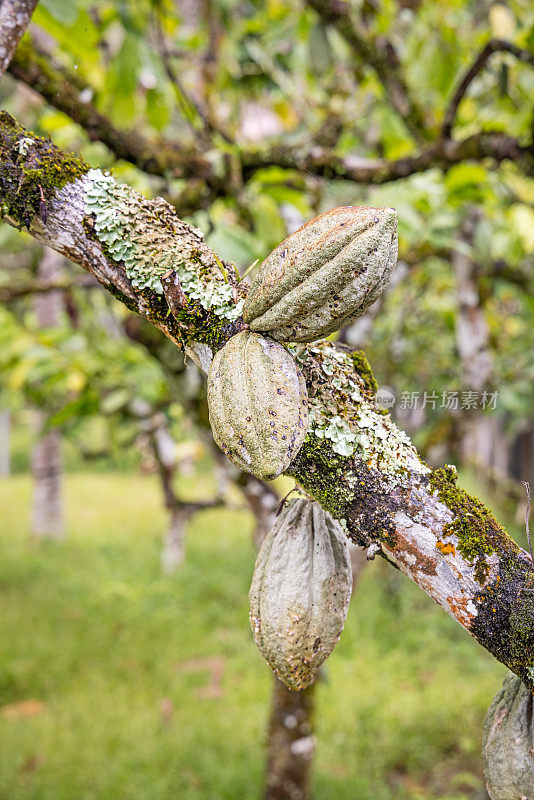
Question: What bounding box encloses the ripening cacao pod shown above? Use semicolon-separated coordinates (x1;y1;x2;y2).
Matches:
482;672;534;800
243;205;398;343
207;331;308;481
249;498;352;690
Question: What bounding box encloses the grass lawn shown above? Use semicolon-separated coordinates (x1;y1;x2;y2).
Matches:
0;471;508;799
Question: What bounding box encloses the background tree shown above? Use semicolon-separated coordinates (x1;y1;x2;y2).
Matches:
0;1;533;799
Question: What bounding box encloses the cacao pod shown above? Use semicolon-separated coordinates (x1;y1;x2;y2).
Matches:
249;498;352;690
243;205;398;343
482;672;534;800
207;331;308;481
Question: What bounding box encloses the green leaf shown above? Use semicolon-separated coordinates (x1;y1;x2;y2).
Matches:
308;22;332;75
146;89;170;132
40;0;81;25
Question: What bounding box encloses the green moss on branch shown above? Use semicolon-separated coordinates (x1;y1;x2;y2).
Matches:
428;466;520;583
0;111;88;228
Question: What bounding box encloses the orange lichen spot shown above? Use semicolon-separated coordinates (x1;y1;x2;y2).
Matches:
446;594;476;625
436;540;456;556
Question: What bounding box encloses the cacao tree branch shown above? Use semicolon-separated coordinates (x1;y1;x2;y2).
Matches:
305;0;431;141
8;40;534;196
442;39;534;138
1;110;533;689
7;38;220;186
0;0;38;76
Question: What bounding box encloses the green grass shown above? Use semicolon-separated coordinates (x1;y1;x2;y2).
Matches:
0;472;506;800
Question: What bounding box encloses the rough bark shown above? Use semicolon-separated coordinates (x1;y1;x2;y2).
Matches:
31;247;65;540
1;114;533;689
0;0;38;76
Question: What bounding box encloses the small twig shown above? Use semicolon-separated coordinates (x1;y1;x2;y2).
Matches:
442;39;534;138
151;10;232;146
521;482;533;564
275;487;300;516
239;258;259;282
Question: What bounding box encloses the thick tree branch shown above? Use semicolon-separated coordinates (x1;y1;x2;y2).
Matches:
306;0;430;141
0;0;38;76
1;111;533;689
442;39;534;138
245;132;534;183
8;39;534;194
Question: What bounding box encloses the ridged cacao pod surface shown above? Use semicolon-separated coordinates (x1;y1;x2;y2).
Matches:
207;331;308;481
482;672;534;800
249;499;353;690
243;205;398;343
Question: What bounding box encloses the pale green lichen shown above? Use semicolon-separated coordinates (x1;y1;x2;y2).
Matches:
17;137;35;156
84;169;244;321
294;342;427;477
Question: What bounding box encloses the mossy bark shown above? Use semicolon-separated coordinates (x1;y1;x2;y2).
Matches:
1;112;533;689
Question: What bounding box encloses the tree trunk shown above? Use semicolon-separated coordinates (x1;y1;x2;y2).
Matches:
264;678;316;800
31;248;64;539
238;473;279;549
245;475;369;800
453;208;494;468
31;426;64;539
161;505;194;573
239;477;316;800
262;544;368;800
0;410;10;477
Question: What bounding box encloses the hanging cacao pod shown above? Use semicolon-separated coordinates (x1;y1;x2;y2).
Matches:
243;205;398;343
207;331;308;480
249;498;353;690
482;672;534;800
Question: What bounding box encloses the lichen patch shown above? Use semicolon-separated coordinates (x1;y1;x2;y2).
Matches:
84;168;245;320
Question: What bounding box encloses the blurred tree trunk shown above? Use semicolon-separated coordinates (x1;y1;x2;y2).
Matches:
253;479;368;800
133;400;226;572
132;401;186;571
453;208;494;469
264;678;316;800
31;248;65;539
0;410;10;477
238;473;278;548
